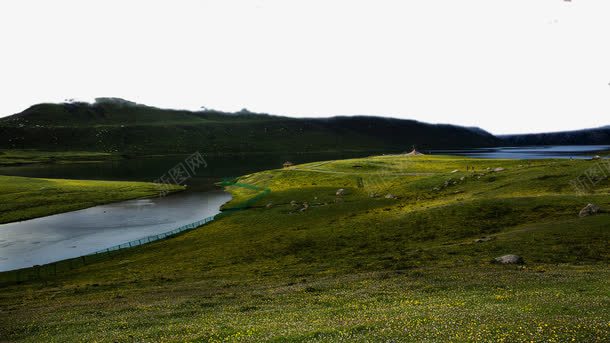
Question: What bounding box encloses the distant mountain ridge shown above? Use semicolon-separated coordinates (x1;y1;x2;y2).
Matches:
500;126;610;146
0;99;500;154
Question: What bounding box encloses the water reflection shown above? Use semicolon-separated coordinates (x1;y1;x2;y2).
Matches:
427;145;609;159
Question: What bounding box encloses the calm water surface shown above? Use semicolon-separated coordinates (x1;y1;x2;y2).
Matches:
0;191;231;271
427;145;610;159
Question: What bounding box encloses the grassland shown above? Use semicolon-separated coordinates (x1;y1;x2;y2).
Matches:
0;149;117;166
0;175;184;224
0;155;609;342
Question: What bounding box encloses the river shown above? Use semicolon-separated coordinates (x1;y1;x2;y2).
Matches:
0;191;231;271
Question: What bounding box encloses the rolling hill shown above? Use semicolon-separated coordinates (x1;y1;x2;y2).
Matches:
0;98;500;154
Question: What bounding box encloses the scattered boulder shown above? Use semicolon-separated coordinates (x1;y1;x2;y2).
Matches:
265;202;273;209
493;254;524;264
385;193;396;199
299;202;309;212
579;203;600;217
493;167;505;172
459;176;465;181
290;200;298;207
474;236;494;243
591;155;601;160
369;192;380;198
336;188;345;196
451;169;459;173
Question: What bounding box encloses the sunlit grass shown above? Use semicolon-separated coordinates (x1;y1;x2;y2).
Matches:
0;155;608;341
0;149;116;166
0;175;184;223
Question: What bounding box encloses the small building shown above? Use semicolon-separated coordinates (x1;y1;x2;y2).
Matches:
283;161;294;168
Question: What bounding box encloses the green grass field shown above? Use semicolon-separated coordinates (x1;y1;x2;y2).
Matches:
0;175;184;224
0;149;117;166
0;155;609;342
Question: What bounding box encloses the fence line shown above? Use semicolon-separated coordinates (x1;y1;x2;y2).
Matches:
0;178;271;286
88;215;215;255
0;214;217;285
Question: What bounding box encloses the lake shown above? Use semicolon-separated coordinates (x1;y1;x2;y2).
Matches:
426;145;610;159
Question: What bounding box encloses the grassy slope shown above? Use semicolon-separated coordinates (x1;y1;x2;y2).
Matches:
0;149;117;166
0;156;609;342
0;175;184;224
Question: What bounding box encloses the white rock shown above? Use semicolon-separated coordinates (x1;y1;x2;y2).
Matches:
579;203;600;217
493;254;524;264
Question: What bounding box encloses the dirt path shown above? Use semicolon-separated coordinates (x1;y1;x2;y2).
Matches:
289;166;436;177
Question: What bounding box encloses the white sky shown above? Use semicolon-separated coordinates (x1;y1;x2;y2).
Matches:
0;0;608;134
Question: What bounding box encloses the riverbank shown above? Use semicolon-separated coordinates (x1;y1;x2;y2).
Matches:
0;175;184;224
1;155;609;341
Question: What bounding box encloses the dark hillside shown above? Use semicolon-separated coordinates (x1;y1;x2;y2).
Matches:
501;126;610;146
0;99;500;154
